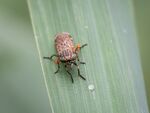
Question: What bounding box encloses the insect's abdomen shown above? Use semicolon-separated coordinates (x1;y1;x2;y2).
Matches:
55;32;76;61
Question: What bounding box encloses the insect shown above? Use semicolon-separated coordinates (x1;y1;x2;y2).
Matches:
43;32;87;83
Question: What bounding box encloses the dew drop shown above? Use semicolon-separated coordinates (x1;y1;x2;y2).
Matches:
88;84;95;92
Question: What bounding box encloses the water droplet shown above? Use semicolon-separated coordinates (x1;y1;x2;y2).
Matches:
88;84;95;92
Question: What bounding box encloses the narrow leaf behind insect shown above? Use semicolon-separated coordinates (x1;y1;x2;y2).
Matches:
28;0;149;113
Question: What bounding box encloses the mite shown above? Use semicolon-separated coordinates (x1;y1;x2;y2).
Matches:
43;32;87;83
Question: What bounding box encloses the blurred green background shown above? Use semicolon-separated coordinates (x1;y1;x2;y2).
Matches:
0;0;50;113
0;0;149;113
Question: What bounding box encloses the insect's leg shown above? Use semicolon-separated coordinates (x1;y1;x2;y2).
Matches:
67;70;74;83
54;63;60;74
75;43;88;52
79;61;86;64
77;65;86;80
80;43;88;49
72;60;86;80
71;60;85;66
76;56;86;65
70;61;77;66
43;54;58;60
54;58;61;74
65;65;74;83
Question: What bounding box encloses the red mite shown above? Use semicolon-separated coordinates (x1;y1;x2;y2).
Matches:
43;32;87;83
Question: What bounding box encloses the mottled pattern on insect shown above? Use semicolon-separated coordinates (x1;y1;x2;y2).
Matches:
43;32;87;83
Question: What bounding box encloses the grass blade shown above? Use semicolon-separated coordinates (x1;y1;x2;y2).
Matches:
28;0;149;113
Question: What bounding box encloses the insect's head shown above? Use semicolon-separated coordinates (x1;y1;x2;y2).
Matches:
65;61;75;69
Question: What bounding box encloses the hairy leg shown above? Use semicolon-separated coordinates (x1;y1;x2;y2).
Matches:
80;43;88;49
65;64;74;83
54;64;60;74
71;61;86;81
43;54;58;60
77;67;86;80
75;43;87;52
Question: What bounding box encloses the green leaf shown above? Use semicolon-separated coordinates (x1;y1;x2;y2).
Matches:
28;0;149;113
